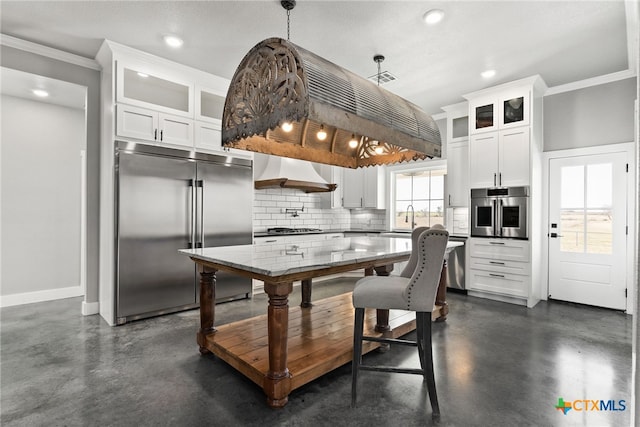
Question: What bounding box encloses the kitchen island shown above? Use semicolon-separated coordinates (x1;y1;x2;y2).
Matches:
180;236;459;407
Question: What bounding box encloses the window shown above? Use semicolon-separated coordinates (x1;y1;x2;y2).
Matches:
392;169;445;230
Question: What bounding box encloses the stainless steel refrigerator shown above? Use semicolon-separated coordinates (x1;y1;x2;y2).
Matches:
115;141;253;325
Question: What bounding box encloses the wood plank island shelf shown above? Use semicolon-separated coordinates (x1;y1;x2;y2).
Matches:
179;236;461;407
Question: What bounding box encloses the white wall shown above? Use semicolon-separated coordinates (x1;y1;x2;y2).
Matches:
543;78;636;151
1;95;85;303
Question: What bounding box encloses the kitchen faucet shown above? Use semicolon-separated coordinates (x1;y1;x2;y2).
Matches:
405;204;416;229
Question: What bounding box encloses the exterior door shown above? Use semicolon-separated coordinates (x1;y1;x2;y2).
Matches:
548;152;628;309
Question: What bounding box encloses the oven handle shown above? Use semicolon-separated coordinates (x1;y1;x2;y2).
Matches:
498;199;503;237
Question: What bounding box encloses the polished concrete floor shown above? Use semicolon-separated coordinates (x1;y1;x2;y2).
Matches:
1;277;633;426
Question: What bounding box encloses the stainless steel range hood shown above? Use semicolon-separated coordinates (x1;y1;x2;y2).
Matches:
222;38;441;169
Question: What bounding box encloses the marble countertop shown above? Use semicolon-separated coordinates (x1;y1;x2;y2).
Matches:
179;236;462;278
253;229;386;238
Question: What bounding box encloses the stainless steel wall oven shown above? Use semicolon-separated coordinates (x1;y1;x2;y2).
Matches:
470;186;529;239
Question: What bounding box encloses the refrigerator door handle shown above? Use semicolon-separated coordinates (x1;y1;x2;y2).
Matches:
196;180;204;248
188;179;195;249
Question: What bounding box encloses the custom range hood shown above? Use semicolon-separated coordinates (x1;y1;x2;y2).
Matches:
221;37;441;169
255;155;337;193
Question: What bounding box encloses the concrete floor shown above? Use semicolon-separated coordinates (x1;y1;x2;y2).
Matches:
1;277;633;426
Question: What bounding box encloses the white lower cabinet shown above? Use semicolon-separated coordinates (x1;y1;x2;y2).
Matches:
468;269;529;299
467;237;531;303
116;104;193;148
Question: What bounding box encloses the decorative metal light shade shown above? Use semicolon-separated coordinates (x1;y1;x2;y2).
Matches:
222;38;441;168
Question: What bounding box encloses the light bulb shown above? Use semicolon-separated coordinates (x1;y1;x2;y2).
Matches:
374;146;384;155
423;9;444;25
348;135;358;148
281;122;293;132
163;35;184;48
32;89;49;97
317;125;327;141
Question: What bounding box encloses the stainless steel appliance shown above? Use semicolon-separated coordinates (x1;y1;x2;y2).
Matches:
115;141;253;324
446;236;466;291
470;186;529;239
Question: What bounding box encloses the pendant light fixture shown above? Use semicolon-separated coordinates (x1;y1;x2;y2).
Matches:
221;1;441;168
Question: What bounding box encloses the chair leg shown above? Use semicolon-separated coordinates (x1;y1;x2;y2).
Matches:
417;312;440;419
351;307;365;408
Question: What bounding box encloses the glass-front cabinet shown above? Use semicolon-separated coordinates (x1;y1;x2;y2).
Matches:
116;62;194;117
195;86;226;123
469;90;530;134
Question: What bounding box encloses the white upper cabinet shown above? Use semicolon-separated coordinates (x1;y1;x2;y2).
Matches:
116;104;194;148
469;127;530;188
342;166;385;209
443;102;470;206
116;62;193;117
195;86;226;124
469;88;531;135
464;76;545;188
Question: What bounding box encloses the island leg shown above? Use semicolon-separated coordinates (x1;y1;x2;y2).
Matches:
263;281;294;408
373;265;394;333
197;264;217;354
300;279;312;308
434;259;449;322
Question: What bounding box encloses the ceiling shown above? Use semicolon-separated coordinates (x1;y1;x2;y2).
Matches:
0;1;637;115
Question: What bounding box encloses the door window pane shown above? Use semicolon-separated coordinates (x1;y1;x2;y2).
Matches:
586;163;612;208
560;209;584;253
586;209;612;254
561;166;584;209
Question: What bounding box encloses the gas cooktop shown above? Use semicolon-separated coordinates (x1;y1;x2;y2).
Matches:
267;227;323;235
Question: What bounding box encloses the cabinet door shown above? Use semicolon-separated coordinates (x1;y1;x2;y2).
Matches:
116;104;158;141
469;133;499;188
468;269;529;298
158;113;193;148
116;63;193;117
447;140;469;206
499;90;530;129
196;87;226;123
469;98;497;134
342;168;364;208
498;127;530;187
195;122;222;152
362;167;382;208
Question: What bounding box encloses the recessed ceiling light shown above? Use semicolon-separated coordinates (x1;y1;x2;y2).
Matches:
32;89;49;97
163;35;184;48
423;9;444;25
481;69;496;79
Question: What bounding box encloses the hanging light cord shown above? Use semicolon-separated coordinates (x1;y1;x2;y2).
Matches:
377;59;381;86
287;8;291;41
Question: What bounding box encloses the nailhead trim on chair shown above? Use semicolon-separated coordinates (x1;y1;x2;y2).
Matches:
405;229;448;311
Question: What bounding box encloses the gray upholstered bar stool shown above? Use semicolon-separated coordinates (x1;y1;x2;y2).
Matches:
350;225;449;420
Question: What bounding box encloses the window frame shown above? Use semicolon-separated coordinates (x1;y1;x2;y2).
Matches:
386;160;448;232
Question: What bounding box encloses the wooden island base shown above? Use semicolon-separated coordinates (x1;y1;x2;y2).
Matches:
200;292;443;400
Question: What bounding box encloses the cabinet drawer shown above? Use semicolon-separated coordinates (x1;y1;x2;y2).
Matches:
468;269;528;298
469;238;530;262
469;257;530;276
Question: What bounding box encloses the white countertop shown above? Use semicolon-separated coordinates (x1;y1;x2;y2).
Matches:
179;236;462;278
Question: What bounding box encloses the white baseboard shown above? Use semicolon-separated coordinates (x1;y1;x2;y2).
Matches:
82;301;99;316
0;286;84;308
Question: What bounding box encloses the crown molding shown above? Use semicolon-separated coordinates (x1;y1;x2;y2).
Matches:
0;34;101;71
545;69;637;96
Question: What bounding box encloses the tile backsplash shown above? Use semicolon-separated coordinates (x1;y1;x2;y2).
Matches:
253;188;387;232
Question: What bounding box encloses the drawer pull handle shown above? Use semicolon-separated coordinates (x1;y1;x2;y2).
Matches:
489;241;505;245
265;239;277;243
489;261;505;265
489;273;505;278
